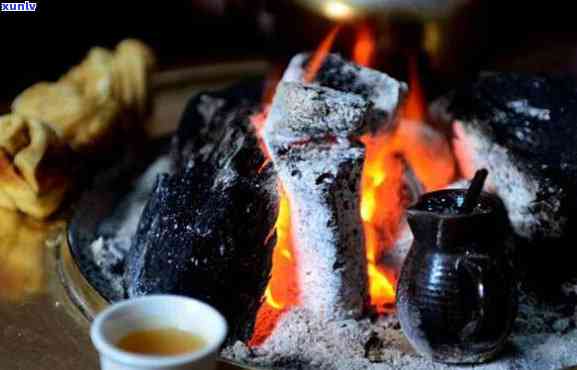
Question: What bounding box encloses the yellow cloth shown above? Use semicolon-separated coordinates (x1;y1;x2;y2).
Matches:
2;38;155;218
13;39;155;152
0;114;72;219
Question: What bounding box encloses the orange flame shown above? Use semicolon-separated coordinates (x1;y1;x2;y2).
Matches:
249;188;297;347
264;191;297;311
303;25;342;83
403;55;427;122
396;55;455;191
353;22;400;311
359;134;402;311
353;23;376;67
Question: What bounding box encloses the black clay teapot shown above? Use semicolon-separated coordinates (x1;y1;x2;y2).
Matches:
397;188;517;364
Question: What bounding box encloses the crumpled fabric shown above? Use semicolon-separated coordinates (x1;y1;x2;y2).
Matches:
12;39;155;152
2;39;155;218
0;114;72;219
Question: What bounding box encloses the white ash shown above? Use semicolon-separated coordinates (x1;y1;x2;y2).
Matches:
223;304;577;370
222;308;424;370
452;120;565;239
264;82;370;320
89;155;172;296
265;81;371;145
276;142;367;320
506;100;551;121
223;225;577;370
282;53;407;132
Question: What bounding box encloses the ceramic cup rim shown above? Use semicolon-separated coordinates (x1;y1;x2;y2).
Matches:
90;294;228;367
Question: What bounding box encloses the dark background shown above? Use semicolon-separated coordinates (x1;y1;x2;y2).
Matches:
0;0;576;102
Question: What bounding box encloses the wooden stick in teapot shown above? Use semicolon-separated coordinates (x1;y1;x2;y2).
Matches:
461;169;489;214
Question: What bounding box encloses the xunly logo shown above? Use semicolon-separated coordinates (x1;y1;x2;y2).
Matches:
1;1;37;12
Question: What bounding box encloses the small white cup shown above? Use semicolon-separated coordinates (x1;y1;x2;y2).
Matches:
90;295;228;370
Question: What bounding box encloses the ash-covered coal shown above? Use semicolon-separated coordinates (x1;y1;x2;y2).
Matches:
436;73;577;293
283;53;407;132
123;83;279;342
171;80;263;168
442;72;577;242
263;82;373;321
125;159;278;342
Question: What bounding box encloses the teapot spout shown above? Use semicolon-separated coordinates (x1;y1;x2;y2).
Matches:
406;208;443;247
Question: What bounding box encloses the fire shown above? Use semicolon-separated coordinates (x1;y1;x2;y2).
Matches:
357;48;456;313
353;22;375;67
396;55;455;191
249;188;297;347
263;190;297;311
354;23;401;311
251;22;457;341
360;133;404;311
403;55;427;122
249;73;299;346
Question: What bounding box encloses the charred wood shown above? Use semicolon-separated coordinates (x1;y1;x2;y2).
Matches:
171;81;263;168
126;85;278;342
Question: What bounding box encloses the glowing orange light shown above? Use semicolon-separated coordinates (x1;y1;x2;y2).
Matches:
403;55;427;122
352;22;400;311
353;23;376;67
264;191;297;311
359;134;403;311
264;286;283;310
396;55;456;191
249;190;297;347
368;264;396;302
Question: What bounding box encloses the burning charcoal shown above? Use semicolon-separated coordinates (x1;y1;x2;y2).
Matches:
263;82;371;321
282;53;407;132
439;73;577;243
171;81;262;168
126;101;279;342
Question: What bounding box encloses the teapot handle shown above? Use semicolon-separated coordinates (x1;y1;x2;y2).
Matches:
456;256;490;341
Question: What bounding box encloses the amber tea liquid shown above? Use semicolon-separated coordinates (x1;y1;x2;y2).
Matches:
117;328;206;356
